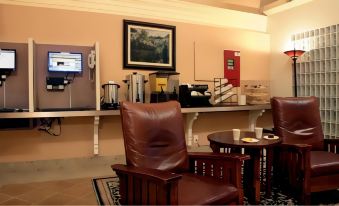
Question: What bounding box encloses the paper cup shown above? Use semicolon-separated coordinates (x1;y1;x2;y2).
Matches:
255;127;263;139
238;95;246;105
232;129;240;141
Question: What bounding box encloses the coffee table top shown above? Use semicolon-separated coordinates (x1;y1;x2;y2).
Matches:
208;131;282;149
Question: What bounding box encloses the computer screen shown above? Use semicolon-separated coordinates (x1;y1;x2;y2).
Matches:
0;49;16;71
48;52;82;73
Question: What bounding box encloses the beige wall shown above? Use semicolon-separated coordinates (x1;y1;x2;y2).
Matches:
0;4;271;162
268;0;339;96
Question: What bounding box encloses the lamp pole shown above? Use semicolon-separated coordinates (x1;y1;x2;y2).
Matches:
292;50;297;97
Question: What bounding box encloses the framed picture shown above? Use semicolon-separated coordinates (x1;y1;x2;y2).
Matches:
123;20;176;71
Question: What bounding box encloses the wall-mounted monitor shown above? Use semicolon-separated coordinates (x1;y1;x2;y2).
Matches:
48;51;82;73
0;49;16;71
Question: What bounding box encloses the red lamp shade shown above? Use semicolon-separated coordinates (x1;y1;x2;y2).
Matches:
284;49;305;59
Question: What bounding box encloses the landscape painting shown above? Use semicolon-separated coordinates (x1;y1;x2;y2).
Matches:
123;20;176;71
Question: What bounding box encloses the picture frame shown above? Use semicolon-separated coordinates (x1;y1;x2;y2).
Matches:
123;20;176;71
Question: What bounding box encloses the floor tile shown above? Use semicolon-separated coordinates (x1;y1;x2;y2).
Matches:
0;177;99;205
35;180;77;193
0;198;31;205
16;188;57;204
67;194;98;205
35;193;75;205
0;193;11;204
61;182;93;198
65;177;92;185
0;184;36;196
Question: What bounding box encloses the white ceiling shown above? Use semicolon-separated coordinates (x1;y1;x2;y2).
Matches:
0;0;313;32
183;0;261;9
180;0;284;14
0;0;269;32
0;0;311;16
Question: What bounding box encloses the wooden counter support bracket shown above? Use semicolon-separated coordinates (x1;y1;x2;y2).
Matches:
185;112;199;146
248;109;265;131
94;116;100;155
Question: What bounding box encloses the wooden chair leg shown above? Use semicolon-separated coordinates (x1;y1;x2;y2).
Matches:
300;149;311;205
304;194;311;205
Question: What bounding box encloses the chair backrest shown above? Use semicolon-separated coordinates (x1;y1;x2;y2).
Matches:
271;96;324;150
120;101;189;172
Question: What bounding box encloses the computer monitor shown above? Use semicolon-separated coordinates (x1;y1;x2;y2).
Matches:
0;49;16;71
48;51;82;73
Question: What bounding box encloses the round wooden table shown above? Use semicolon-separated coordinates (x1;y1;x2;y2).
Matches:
208;131;282;204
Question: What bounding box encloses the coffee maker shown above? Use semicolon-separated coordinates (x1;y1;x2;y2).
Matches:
149;71;180;103
123;72;148;103
101;81;120;110
179;84;212;107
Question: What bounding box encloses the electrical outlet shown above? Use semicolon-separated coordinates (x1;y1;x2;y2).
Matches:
193;135;199;144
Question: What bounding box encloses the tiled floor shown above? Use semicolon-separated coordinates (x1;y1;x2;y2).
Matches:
0;177;98;205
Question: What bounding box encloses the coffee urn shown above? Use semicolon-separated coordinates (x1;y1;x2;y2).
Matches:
101;81;120;110
123;72;148;103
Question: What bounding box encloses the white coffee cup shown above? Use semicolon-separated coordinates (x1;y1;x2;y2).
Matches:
255;127;263;139
232;129;240;141
238;95;246;105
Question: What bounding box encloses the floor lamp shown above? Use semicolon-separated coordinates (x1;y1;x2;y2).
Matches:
284;49;305;97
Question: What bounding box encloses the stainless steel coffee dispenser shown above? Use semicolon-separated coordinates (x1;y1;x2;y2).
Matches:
101;81;120;110
123;72;148;103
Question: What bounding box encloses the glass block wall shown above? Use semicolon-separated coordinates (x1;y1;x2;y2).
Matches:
293;24;339;139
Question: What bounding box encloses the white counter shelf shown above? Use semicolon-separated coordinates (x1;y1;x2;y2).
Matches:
0;104;271;155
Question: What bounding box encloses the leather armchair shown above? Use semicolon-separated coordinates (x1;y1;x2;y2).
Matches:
271;97;339;204
112;101;249;205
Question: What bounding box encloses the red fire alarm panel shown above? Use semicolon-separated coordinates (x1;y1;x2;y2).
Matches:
224;50;240;87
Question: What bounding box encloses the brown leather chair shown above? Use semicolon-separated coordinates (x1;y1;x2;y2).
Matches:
271;97;339;204
112;101;249;205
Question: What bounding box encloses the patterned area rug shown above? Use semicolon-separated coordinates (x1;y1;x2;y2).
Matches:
92;176;339;205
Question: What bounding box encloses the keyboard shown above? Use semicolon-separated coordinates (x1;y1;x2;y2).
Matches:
38;107;95;112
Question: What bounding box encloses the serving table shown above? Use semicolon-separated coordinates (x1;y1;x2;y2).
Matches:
208;131;281;204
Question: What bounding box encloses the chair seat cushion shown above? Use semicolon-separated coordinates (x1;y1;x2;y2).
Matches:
311;151;339;177
178;173;238;205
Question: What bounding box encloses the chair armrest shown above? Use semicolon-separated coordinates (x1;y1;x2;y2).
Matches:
188;152;250;161
112;164;182;205
324;138;339;144
279;143;312;153
112;164;182;184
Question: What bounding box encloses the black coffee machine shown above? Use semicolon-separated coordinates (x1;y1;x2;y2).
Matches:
179;84;212;107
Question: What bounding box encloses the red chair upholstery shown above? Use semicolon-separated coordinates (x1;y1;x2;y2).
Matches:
271;97;339;204
112;101;249;205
